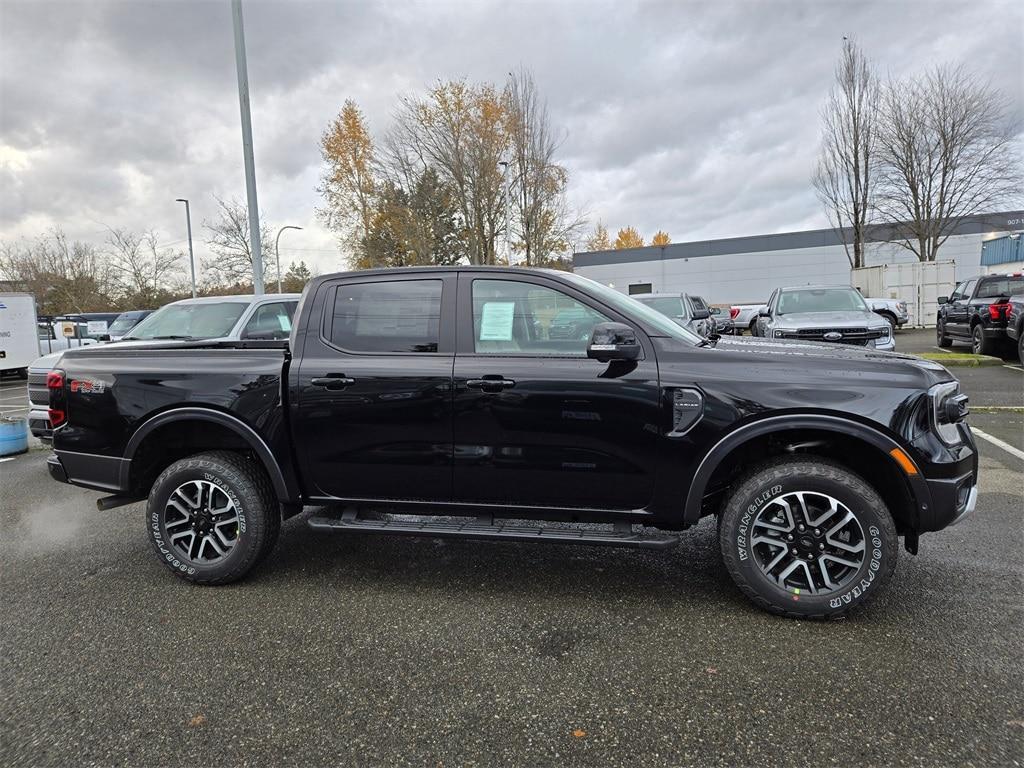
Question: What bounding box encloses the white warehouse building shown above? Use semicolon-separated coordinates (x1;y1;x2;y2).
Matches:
572;210;1024;326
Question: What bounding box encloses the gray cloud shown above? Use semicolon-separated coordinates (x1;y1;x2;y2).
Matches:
1;0;1021;275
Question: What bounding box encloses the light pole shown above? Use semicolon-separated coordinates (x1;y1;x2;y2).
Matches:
499;160;511;264
175;198;197;298
274;225;302;293
231;0;264;294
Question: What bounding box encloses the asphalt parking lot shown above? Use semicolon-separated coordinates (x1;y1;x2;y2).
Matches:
1;339;1021;767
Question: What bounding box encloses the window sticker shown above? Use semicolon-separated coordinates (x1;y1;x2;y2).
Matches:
479;301;515;341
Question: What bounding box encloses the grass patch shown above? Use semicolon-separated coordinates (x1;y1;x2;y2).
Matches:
918;352;1004;367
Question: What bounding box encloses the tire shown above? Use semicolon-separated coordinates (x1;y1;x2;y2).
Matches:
748;319;758;336
936;320;952;348
718;456;898;620
1018;334;1023;367
147;451;279;585
971;324;994;356
880;312;897;332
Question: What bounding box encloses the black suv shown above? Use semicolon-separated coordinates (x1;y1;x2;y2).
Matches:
936;273;1024;355
47;267;977;620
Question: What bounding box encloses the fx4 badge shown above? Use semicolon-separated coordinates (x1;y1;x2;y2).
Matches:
70;378;106;394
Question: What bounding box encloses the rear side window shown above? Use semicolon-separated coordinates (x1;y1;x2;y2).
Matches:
243;302;296;339
976;276;1024;299
328;279;442;353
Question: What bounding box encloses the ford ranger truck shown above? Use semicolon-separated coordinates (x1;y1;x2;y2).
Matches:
47;267;978;619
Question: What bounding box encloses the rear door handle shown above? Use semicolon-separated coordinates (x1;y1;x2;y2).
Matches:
466;377;516;392
310;376;355;390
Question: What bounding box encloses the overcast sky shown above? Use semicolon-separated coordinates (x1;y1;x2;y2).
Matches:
1;0;1022;276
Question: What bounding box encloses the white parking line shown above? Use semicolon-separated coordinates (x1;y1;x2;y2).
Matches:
0;457;14;464
1004;365;1024;372
972;428;1024;462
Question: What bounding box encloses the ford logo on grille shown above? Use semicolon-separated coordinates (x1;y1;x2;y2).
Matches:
823;331;843;341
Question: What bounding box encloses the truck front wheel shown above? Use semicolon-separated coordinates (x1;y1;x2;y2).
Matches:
718;457;897;619
146;451;279;585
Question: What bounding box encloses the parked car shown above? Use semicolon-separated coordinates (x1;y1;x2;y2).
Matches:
47;267;977;620
730;304;766;335
864;297;909;330
27;294;299;441
709;306;735;335
757;286;894;351
936;273;1024;356
37;312;121;355
547;306;606;340
101;310;154;341
633;292;713;337
1005;295;1024;365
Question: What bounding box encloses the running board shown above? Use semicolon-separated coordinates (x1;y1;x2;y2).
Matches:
307;510;679;549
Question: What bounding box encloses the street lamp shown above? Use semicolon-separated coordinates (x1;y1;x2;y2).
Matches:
175;198;197;298
274;226;302;293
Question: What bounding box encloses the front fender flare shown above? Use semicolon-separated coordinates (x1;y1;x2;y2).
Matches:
683;414;931;525
120;407;297;502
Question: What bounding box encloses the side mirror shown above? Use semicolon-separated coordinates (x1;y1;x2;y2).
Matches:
691;307;711;321
870;302;885;312
587;322;641;362
758;306;770;317
937;296;948;305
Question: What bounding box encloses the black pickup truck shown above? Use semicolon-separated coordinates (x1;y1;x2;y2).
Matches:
936;272;1024;356
47;267;978;619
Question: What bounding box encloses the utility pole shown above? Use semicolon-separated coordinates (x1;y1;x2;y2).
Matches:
175;198;197;298
231;0;264;294
274;225;302;293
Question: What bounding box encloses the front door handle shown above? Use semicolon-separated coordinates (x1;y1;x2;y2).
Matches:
466;377;516;393
310;375;355;390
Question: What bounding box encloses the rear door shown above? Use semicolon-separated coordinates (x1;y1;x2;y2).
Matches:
451;273;662;511
292;273;456;502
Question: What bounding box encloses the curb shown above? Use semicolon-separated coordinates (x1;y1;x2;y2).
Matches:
919;354;1005;367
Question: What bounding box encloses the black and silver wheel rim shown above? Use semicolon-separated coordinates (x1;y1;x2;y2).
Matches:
936;324;943;343
749;491;866;595
163;480;240;564
972;327;982;354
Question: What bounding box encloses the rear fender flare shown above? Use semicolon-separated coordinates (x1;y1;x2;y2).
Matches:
683;414;930;524
121;407;295;502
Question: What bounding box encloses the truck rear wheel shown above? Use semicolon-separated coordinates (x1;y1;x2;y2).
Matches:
718;457;897;620
146;451;279;585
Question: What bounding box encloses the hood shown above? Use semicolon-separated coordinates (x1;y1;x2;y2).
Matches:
772;310;885;328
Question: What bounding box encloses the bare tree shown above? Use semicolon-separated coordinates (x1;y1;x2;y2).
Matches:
875;65;1022;261
203;196;273;287
0;230;115;314
105;228;183;303
813;39;879;269
505;68;584;265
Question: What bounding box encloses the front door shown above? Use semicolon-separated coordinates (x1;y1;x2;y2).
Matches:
293;273;456;501
452;274;662;511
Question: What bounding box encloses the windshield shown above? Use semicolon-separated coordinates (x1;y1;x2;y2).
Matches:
107;313;144;335
125;302;247;340
777;288;868;315
559;273;703;344
635;296;685;318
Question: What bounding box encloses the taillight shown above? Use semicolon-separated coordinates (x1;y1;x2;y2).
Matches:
729;306;740;319
47;370;66;428
988;302;1008;320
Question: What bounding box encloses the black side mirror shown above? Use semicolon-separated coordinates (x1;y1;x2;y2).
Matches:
587;322;641;362
758;306;770;317
691;307;711;320
937;296;948;305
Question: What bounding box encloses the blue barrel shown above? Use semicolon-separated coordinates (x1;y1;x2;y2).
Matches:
0;416;29;456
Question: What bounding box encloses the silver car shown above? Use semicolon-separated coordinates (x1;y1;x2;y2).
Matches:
757;285;895;351
633;293;714;337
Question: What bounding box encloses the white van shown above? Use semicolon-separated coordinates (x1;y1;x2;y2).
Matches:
0;293;40;378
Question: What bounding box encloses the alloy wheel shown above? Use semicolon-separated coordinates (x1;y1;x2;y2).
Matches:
163;480;240;564
749;491;866;595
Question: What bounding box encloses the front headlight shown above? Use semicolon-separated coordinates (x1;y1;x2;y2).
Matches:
773;329;784;338
930;381;968;446
878;324;891;338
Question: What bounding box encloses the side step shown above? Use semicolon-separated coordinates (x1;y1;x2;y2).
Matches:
307;510;679;550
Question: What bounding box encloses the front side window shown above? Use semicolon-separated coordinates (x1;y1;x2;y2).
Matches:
472;279;609;355
950;281;967;300
242;302;296;339
959;279;978;300
328;279;441;353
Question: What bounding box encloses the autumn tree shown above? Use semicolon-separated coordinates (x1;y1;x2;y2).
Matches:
614;226;644;249
875;65;1021;261
585;221;611;251
504;68;583;265
203;196;274;288
319;100;377;259
813;39;879;269
651;231;671;246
